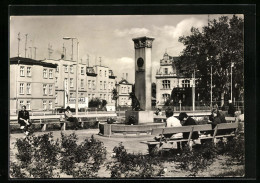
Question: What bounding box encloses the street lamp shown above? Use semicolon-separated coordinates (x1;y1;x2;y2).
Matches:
63;37;79;115
230;62;234;102
210;65;213;110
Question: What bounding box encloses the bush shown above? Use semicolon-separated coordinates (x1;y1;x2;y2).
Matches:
172;141;218;177
10;132;107;178
11;133;60;178
106;142;164;178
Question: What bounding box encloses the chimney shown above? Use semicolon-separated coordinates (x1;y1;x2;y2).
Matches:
61;54;65;59
126;73;128;81
122;73;124;80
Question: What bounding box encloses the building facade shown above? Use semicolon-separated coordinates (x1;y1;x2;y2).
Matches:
10;56;117;115
10;57;57;115
116;79;133;107
86;65;116;105
155;52;195;107
43;58;88;109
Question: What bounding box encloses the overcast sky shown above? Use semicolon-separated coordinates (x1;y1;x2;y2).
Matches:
10;15;240;83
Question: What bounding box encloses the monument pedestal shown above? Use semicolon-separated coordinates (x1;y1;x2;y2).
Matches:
125;110;154;124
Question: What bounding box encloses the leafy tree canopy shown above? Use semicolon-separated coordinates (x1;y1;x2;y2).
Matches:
176;15;244;102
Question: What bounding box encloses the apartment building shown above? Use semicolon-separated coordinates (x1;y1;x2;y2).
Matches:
10;57;57;115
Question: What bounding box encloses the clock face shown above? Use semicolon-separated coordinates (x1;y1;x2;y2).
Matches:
137;57;144;67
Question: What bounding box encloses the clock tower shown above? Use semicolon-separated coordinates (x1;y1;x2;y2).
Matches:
132;36;155;110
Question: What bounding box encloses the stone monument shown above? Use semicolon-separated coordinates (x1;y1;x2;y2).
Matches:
125;36;155;124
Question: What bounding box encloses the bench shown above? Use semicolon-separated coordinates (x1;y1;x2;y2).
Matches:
10;113;117;132
141;123;239;151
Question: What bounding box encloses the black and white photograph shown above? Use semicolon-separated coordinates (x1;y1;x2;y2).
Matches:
7;5;256;179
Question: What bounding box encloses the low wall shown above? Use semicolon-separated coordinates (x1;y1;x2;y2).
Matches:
99;123;165;137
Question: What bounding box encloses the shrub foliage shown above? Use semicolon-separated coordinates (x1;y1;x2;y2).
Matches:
106;142;164;178
10;132;107;178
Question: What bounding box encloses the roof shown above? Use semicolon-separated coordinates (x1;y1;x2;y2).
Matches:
10;57;57;68
118;79;132;85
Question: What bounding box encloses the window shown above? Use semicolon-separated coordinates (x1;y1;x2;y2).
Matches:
104;94;106;100
111;82;113;89
26;83;31;94
182;80;190;88
81;67;84;75
43;100;47;110
55;93;58;104
49;69;53;78
81;79;84;88
19;83;24;94
70;78;73;88
100;81;102;90
121;86;124;93
162;80;170;89
70;65;74;73
49;84;53;95
49;101;53;109
162;94;170;101
105;71;107;77
27;67;31;77
88;80;91;89
92;81;95;90
88;94;91;99
92;94;95;98
64;65;68;73
55;77;58;86
104;81;106;90
128;86;130;93
108;82;110;91
43;84;47;95
20;66;25;77
19;100;24;108
164;68;168;74
100;94;102;98
43;69;47;78
26;101;31;110
70;93;73;97
56;66;59;72
99;70;102;76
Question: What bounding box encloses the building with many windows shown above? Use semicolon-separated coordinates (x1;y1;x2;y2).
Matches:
43;57;88;109
86;65;116;105
116;78;133;107
155;52;195;107
10;57;57;115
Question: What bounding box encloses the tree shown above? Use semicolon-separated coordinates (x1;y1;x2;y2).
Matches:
89;98;102;108
176;15;244;103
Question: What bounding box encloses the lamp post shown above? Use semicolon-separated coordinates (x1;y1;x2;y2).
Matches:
210;65;213;110
63;37;79;115
192;69;196;111
231;62;234;102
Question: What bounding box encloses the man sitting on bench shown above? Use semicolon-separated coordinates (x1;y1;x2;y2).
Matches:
64;106;81;130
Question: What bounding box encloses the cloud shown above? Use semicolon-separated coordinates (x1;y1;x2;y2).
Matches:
114;28;150;37
116;57;134;64
153;17;207;39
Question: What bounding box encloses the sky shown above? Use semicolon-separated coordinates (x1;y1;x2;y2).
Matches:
10;14;241;83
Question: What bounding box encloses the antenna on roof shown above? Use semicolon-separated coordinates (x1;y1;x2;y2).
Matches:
48;43;53;59
17;32;21;57
29;47;32;59
34;47;37;60
25;34;28;58
62;43;66;60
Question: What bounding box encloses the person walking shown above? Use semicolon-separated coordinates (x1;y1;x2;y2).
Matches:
64;106;81;130
18;105;31;135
